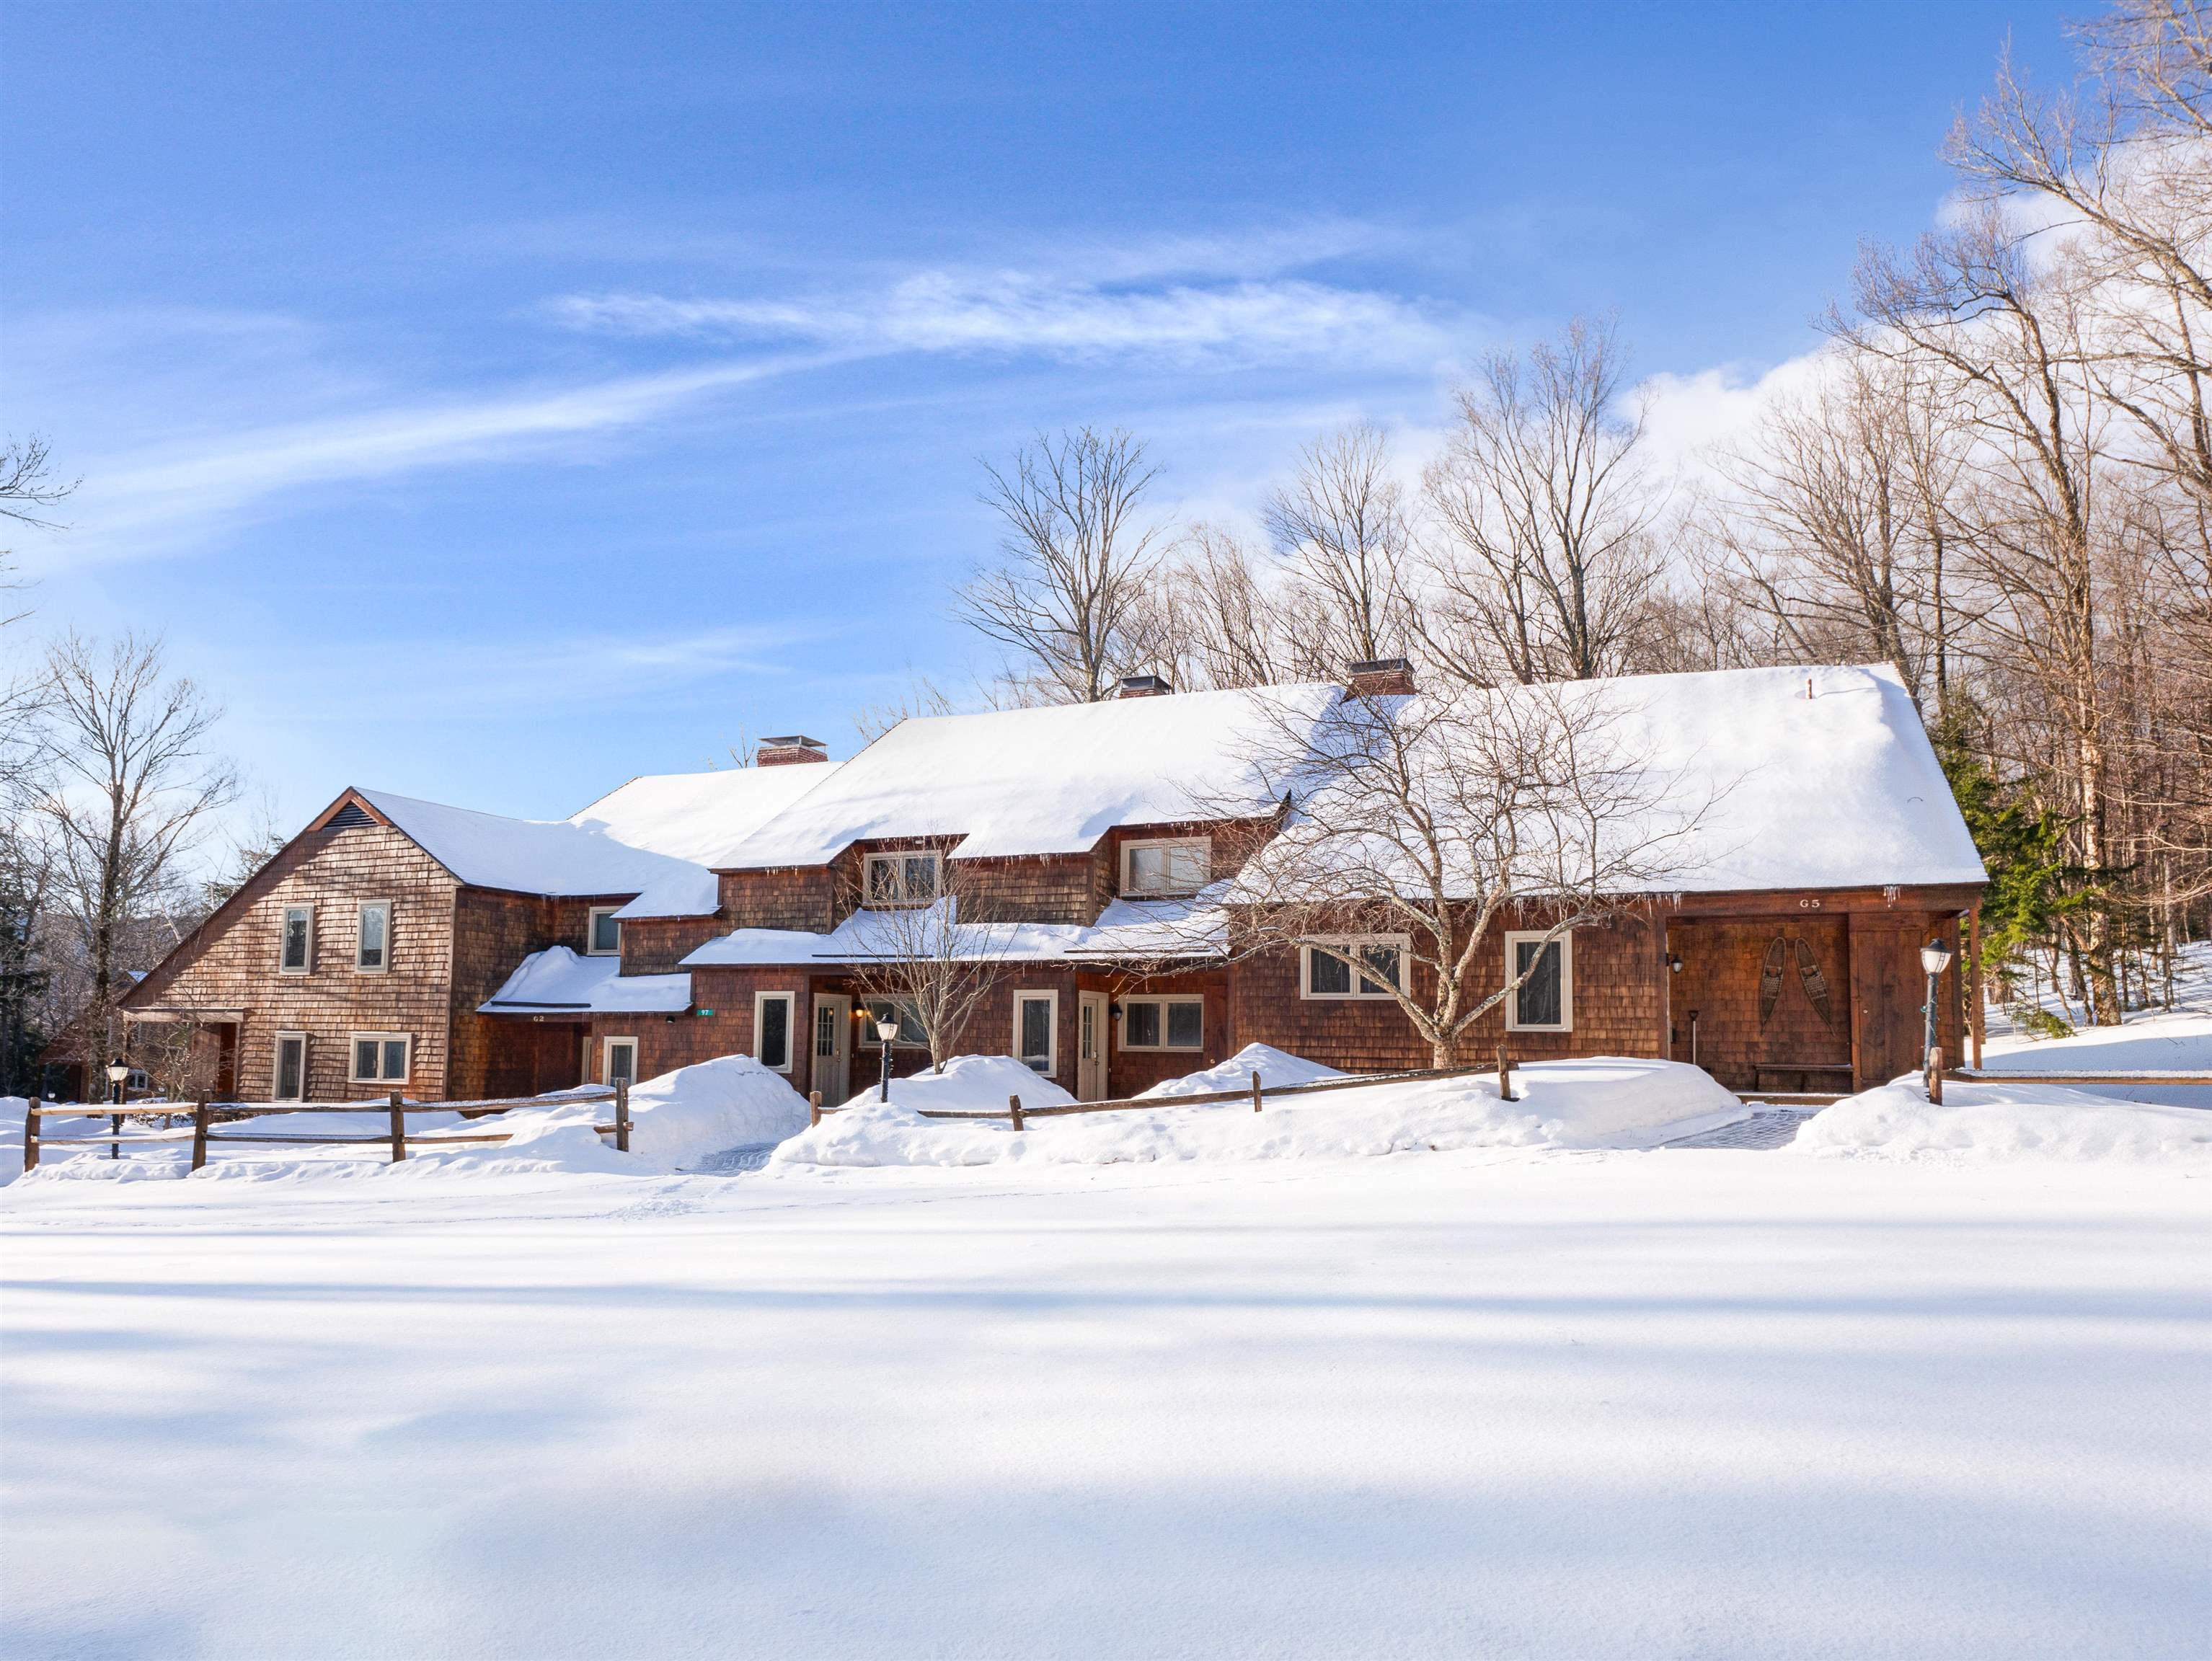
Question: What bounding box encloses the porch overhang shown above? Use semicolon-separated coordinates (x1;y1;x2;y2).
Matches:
122;1006;245;1024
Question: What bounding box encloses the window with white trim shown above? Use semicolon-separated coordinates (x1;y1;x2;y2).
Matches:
862;999;929;1047
355;900;391;972
1120;995;1204;1050
586;906;623;956
279;904;314;974
1122;837;1211;896
1013;990;1058;1074
754;991;795;1073
348;1032;412;1084
274;1032;307;1101
1300;936;1407;1000
602;1037;638;1088
1504;931;1573;1032
863;850;942;907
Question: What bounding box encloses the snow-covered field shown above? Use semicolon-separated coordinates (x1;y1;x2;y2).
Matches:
5;1014;2209;1658
4;1120;2206;1657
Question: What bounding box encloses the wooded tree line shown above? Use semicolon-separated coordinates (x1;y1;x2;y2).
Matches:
954;1;2212;1034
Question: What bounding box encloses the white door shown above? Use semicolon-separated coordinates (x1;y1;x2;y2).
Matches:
1077;992;1109;1100
813;994;851;1104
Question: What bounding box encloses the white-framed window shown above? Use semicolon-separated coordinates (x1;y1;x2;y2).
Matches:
278;903;314;974
273;1032;308;1102
1120;995;1204;1050
1504;931;1574;1032
863;850;942;907
754;991;796;1073
1300;936;1408;1000
862;998;929;1047
586;906;623;957
1122;837;1211;896
355;900;391;972
348;1032;412;1084
602;1037;639;1088
1013;990;1058;1074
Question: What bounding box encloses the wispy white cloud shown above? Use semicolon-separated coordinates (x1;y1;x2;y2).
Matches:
544;267;1459;369
32;352;831;564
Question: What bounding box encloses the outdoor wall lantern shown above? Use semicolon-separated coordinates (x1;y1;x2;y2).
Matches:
1665;954;1684;974
875;1016;902;1102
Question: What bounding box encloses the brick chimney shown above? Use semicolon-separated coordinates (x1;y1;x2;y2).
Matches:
756;735;828;767
1344;658;1415;698
1118;674;1173;699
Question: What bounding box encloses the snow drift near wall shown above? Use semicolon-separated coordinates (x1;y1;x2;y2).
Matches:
1136;1042;1344;1098
779;1055;1743;1169
1794;1078;2212;1165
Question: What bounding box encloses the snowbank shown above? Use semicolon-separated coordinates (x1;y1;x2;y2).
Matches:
1795;1077;2212;1165
779;1056;1742;1169
837;1053;1074;1115
9;1056;809;1185
1136;1042;1343;1099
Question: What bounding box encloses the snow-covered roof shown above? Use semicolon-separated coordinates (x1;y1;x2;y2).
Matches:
477;947;691;1014
1234;663;1986;900
680;893;1226;969
569;762;841;868
713;683;1339;869
358;788;712;899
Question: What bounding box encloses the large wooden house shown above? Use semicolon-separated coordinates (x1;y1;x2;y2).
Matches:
118;663;1986;1105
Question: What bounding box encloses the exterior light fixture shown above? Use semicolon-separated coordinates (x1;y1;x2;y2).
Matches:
105;1060;130;1109
1919;936;1953;1099
875;1016;901;1102
1666;954;1684;974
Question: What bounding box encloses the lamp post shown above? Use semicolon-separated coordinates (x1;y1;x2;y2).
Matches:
1919;936;1953;1097
105;1061;130;1161
875;1016;901;1103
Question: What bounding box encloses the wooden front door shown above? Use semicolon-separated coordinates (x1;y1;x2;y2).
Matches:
813;994;851;1105
1077;992;1109;1100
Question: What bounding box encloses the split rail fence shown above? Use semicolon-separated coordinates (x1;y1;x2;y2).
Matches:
21;1082;632;1174
808;1044;1531;1130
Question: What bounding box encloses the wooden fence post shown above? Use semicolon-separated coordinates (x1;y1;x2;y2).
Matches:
1251;1073;1263;1113
808;1090;821;1128
1496;1042;1513;1103
388;1091;407;1164
22;1103;37;1173
1927;1046;1943;1105
191;1101;210;1172
1009;1094;1025;1132
615;1079;631;1153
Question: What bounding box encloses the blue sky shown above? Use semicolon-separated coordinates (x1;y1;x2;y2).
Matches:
6;1;2073;836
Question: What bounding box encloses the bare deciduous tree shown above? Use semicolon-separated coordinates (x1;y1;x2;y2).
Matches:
839;859;1018;1078
1420;317;1667;686
1128;523;1296;691
1226;681;1711;1067
39;634;240;1072
959;428;1169;704
1263;422;1418;678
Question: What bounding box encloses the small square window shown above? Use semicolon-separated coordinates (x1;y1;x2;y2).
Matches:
1119;996;1204;1050
587;907;622;955
1124;838;1211;895
864;1000;928;1047
1301;938;1407;1001
863;851;942;907
603;1037;638;1087
348;1032;411;1084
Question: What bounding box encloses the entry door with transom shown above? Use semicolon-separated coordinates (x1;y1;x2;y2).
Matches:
813;994;851;1104
1077;991;1109;1100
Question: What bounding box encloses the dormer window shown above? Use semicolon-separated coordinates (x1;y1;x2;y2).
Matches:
864;851;941;907
1122;838;1211;897
587;906;622;956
